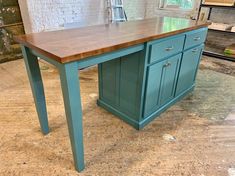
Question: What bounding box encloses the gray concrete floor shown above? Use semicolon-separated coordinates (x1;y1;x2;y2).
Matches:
0;56;235;176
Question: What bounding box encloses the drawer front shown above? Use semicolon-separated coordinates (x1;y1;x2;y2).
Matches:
149;35;185;63
184;28;207;50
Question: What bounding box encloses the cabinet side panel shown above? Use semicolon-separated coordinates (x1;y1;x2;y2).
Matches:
119;52;143;120
99;59;120;106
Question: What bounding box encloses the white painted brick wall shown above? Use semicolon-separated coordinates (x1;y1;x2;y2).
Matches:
19;0;159;33
19;0;107;33
124;0;146;20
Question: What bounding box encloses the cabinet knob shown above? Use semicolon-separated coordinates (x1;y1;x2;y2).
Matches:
165;46;174;51
193;37;200;41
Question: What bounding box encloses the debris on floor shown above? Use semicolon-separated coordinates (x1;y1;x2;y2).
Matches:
162;134;176;142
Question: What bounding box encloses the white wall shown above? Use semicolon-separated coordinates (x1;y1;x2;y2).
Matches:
19;0;106;33
19;0;200;34
124;0;147;20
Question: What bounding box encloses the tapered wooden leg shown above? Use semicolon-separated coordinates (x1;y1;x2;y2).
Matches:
21;46;50;135
59;63;85;172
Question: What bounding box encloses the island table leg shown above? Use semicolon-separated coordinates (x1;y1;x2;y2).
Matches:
59;62;85;172
21;46;50;135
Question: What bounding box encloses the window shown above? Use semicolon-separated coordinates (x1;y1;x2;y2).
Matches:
160;0;194;10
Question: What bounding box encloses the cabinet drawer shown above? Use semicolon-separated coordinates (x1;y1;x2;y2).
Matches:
184;28;207;50
149;35;185;63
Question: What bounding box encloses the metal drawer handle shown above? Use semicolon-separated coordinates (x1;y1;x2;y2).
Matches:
165;46;174;51
193;37;200;41
192;48;199;53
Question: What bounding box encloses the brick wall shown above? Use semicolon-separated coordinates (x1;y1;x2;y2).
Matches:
124;0;147;20
19;0;107;33
19;0;200;34
19;0;153;33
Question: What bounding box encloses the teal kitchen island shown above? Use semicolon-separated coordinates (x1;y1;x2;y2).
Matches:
98;26;208;130
15;17;210;172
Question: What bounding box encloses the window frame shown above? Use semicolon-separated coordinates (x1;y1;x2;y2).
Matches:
159;0;196;12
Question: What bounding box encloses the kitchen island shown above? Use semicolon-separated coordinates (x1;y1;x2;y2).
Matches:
14;17;210;172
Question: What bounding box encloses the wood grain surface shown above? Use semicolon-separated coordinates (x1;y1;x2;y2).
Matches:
14;17;210;63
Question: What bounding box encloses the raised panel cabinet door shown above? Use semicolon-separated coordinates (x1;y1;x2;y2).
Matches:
144;60;165;117
176;45;203;96
160;54;181;105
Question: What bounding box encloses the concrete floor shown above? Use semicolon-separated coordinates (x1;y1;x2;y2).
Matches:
0;56;235;176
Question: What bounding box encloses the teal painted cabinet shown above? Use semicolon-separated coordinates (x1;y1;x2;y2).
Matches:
144;54;181;117
98;28;208;129
159;54;181;106
176;45;203;96
98;51;145;126
144;60;164;117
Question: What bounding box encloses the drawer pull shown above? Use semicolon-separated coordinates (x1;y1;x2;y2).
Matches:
165;46;174;51
193;37;200;41
192;48;199;53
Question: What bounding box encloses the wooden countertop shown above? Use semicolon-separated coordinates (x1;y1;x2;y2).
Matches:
14;17;210;63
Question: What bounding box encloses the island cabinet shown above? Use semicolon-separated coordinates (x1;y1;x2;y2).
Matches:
98;27;207;129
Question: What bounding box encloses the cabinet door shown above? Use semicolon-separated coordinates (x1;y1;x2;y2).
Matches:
144;60;165;116
176;45;203;96
159;54;181;105
144;54;181;117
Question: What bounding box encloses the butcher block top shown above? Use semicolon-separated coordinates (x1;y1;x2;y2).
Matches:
14;17;210;63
